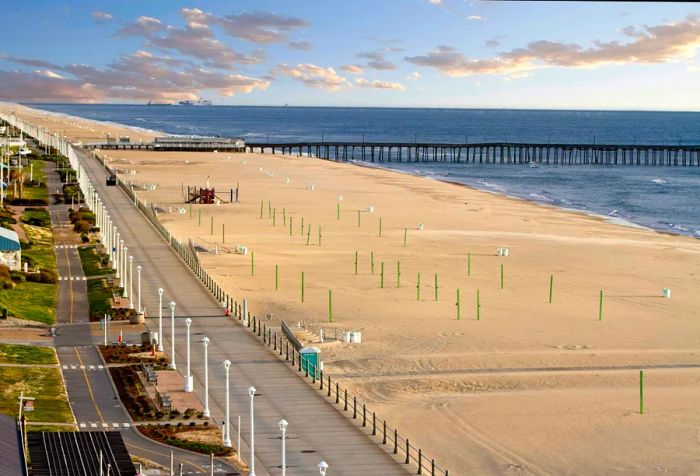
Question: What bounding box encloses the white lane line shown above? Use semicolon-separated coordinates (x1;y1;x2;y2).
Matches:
101;423;108;428
89;365;95;370
79;365;85;370
112;423;119;428
79;423;86;428
62;365;68;369
98;365;104;369
70;365;76;370
122;423;130;428
90;423;97;428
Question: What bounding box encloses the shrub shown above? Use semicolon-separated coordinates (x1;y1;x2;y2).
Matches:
74;220;90;233
10;271;26;282
80;233;89;243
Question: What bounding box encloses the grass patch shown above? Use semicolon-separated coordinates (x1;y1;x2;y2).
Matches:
26;424;75;433
0;343;56;364
29;160;48;184
20;208;50;228
78;245;112;278
86;278;114;320
22;224;56;273
0;281;56;324
0;367;73;423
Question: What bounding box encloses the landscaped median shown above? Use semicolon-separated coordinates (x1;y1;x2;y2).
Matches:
0;343;74;430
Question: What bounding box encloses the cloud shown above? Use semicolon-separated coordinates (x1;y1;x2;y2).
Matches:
341;64;364;75
405;14;700;76
117;16;164;37
406;72;422;80
466;15;486;21
357;49;399;70
0;51;269;103
275;63;350;90
216;11;308;43
91;11;113;24
0;54;61;69
355;78;406;90
429;0;443;4
485;35;505;48
288;40;312;51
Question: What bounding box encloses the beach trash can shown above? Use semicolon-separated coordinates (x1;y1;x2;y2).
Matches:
663;288;671;299
300;347;321;374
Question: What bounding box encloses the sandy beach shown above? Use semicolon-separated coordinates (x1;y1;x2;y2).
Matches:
5;103;700;474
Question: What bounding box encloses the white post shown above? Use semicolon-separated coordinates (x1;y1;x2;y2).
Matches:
114;232;120;278
202;337;210;417
279;419;288;476
121;245;128;297
249;386;256;476
169;301;177;370
237;415;241;458
223;360;232;447
137;265;142;313
157;288;164;351
184;318;193;392
318;461;329;476
103;314;109;346
128;256;134;309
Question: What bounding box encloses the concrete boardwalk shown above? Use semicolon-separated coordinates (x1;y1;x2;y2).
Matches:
79;149;408;475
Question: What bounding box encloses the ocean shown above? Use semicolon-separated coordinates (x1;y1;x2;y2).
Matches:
29;104;700;237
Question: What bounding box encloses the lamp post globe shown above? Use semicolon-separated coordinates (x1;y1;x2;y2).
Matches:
278;419;288;476
318;461;329;476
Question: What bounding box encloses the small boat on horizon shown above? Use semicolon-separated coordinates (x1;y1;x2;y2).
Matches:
178;98;213;106
146;100;173;106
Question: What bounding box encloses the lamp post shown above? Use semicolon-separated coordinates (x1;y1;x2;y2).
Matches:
121;245;128;297
184;318;193;392
169;301;176;370
128;256;134;309
157;288;164;351
249;386;256;476
318;461;329;476
202;337;210;417
223;360;232;448
136;265;142;313
278;419;288;476
114;232;120;278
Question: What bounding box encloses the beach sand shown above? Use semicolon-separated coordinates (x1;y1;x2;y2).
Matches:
5;103;700;474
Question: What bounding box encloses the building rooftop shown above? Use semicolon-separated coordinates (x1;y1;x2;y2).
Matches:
0;227;20;251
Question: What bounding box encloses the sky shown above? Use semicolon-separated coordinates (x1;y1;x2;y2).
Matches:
0;1;698;110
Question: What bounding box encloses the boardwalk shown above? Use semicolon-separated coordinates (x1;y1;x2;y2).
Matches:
245;141;700;166
76;148;408;475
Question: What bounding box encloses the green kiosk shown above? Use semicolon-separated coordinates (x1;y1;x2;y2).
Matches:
300;347;321;374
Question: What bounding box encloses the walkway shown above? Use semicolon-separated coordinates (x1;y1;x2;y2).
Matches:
77;147;407;475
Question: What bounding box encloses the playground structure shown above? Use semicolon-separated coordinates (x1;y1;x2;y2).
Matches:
185;184;239;204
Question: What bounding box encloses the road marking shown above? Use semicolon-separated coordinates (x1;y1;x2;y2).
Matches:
62;365;68;369
98;365;104;369
70;365;76;370
124;442;208;473
79;422;86;428
123;423;130;428
74;348;105;425
89;365;95;370
112;423;119;428
90;423;97;428
102;423;108;428
80;365;85;370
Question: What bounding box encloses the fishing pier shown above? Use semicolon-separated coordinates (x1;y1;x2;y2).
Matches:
245;141;700;166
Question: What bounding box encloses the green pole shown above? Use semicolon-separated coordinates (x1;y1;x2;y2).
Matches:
210;216;214;235
416;272;421;301
357;209;361;227
222;223;225;243
476;289;480;320
318;225;322;246
328;289;333;323
251;252;254;276
268;201;271;218
189;204;192;219
380;262;384;288
301;217;304;235
467;252;471;277
275;265;279;290
379;218;382;237
283;208;286;226
354;251;358;275
337;203;340;220
599;290;603;321
639;370;644;415
500;264;504;289
306;224;311;246
289;217;293;236
434;273;438;301
396;261;401;288
198;209;201;226
549;274;554;303
371;251;375;275
403;228;407;247
456;289;461;320
273;208;276;226
260;200;263;219
301;272;305;302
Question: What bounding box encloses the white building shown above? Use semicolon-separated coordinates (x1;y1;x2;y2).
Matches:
0;228;21;271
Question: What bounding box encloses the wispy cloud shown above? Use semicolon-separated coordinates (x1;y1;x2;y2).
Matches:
117;16;164;37
288;40;312;51
485;35;505;48
466;15;486;22
274;63;349;90
91;11;113;24
406;14;700;76
341;64;364;75
217;10;309;43
355;78;406;90
406;72;421;80
357;48;400;70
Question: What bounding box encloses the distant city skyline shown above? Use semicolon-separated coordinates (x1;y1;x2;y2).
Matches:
0;1;698;110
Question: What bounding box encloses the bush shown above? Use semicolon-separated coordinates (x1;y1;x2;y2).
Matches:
10;271;26;282
27;270;57;284
74;220;90;233
80;233;89;243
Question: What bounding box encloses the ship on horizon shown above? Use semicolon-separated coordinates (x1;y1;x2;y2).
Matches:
178;98;213;106
146;100;172;106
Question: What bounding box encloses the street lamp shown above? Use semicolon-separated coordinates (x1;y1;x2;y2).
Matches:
202;337;210;417
223;360;232;448
121;245;128;297
169;301;177;370
248;386;256;476
136;265;142;313
318;461;329;476
128;256;134;309
278;419;288;476
184;318;193;392
157;288;164;351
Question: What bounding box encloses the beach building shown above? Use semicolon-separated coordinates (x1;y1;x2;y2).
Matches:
0;228;21;271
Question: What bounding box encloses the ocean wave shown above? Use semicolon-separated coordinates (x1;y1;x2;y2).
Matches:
528;193;554;203
651;178;669;185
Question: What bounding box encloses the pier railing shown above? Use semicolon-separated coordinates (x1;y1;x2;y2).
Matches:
91;153;450;476
245;141;700;166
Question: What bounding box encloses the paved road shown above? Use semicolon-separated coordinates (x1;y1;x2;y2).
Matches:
78;148;408;475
